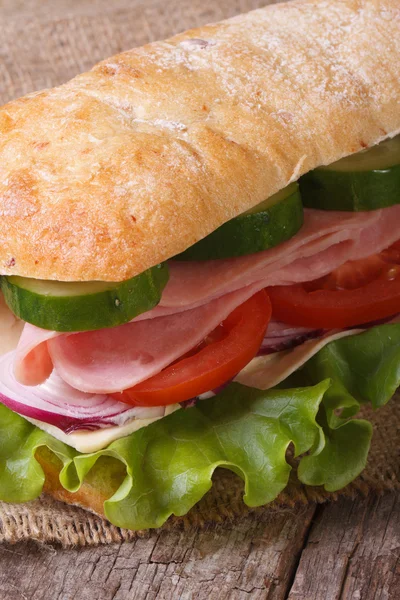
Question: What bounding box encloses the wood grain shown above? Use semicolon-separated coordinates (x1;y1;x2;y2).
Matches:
0;494;398;599
289;493;400;600
0;506;317;599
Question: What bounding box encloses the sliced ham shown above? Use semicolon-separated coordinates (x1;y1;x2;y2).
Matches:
14;326;58;386
41;285;261;394
11;205;400;394
160;206;400;309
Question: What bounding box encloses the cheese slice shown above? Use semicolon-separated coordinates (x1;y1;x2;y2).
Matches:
25;403;181;453
235;316;400;390
235;329;362;390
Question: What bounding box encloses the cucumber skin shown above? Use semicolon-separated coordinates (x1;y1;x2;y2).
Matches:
1;263;169;332
300;166;400;211
177;190;304;261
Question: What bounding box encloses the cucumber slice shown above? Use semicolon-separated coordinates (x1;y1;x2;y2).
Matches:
1;263;169;332
300;135;400;211
176;183;303;260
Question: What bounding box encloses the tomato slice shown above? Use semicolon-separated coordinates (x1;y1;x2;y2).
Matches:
111;290;271;407
268;241;400;329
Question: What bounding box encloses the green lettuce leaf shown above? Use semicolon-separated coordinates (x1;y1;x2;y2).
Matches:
0;322;398;529
293;323;400;490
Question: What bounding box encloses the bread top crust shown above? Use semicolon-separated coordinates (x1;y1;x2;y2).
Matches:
0;0;399;282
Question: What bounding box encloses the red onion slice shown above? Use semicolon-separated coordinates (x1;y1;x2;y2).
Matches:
265;321;319;339
258;330;325;356
0;351;165;433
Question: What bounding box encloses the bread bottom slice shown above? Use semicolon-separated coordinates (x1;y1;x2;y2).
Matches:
36;446;126;518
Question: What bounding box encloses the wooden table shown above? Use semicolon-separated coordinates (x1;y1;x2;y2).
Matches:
0;493;398;598
0;1;399;598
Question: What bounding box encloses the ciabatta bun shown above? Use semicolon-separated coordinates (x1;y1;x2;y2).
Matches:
0;0;399;282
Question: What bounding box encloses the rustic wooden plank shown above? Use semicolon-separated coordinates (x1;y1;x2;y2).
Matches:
0;494;398;599
288;492;400;600
0;505;316;599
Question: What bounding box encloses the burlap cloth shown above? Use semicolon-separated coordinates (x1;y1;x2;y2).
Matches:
0;0;399;547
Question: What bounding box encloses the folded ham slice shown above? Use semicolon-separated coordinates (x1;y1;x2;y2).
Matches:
161;206;400;308
12;205;400;393
21;285;260;393
14;327;59;386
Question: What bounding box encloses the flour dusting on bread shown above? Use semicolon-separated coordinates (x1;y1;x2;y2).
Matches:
0;0;399;282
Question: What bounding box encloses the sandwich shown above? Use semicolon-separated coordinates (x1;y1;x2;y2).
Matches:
0;0;399;530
